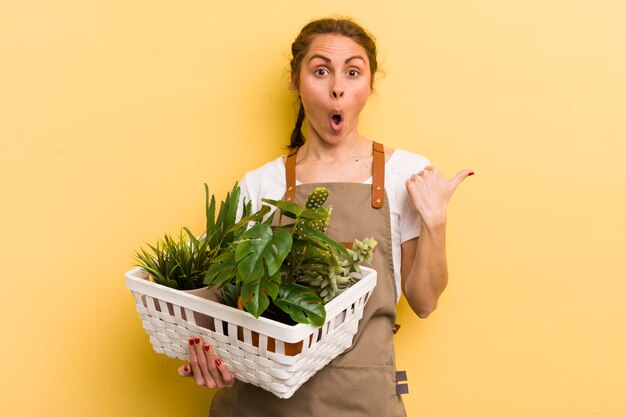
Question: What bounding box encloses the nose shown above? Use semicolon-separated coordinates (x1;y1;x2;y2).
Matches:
331;87;344;99
331;77;344;99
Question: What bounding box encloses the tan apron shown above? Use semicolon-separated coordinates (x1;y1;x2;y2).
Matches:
210;142;407;416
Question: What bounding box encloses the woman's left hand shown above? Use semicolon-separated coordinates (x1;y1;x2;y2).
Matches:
178;337;235;389
405;166;474;230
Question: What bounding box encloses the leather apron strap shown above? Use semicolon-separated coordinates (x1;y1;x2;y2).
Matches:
371;141;385;208
285;147;298;202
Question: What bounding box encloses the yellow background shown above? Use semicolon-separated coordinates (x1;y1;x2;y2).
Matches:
1;1;625;416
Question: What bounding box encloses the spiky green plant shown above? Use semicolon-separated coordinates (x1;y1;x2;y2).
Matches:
133;182;256;291
133;227;209;290
205;182;253;252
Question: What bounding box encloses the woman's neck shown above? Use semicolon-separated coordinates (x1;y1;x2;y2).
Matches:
298;134;372;164
292;136;377;184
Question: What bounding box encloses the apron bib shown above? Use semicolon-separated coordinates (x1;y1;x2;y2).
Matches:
211;143;406;416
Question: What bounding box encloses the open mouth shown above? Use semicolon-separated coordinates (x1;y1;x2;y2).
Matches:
329;112;344;132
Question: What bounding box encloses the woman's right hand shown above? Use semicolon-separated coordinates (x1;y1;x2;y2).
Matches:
177;337;235;389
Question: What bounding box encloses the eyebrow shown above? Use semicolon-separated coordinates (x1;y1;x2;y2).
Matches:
308;54;366;65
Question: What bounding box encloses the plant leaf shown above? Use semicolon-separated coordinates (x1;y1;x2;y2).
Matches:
205;183;218;248
224;183;240;232
214;183;240;246
234;224;291;318
204;251;237;287
274;283;326;326
240;270;281;318
219;282;240;308
261;198;303;219
302;225;350;258
225;205;271;238
235;224;292;282
297;206;328;220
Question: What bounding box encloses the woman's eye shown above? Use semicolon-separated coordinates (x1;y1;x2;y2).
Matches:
347;69;359;77
314;69;328;76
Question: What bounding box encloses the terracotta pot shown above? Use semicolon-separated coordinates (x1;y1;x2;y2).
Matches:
144;277;220;330
179;286;220;330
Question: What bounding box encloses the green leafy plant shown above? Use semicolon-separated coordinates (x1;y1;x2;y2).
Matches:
133;182;376;327
133;227;209;290
205;182;253;252
133;182;259;291
205;186;376;326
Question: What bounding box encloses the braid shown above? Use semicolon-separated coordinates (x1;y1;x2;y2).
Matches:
289;102;305;149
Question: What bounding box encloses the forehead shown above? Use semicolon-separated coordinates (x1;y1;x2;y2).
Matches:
305;34;369;63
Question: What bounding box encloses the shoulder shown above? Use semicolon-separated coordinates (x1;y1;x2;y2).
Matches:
240;156;286;204
243;156;284;180
386;148;431;176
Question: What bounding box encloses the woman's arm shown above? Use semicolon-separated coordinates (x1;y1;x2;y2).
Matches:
400;166;473;318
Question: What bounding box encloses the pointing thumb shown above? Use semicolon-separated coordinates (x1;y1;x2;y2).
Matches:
450;169;474;189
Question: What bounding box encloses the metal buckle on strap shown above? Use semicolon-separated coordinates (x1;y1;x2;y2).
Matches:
395;370;409;395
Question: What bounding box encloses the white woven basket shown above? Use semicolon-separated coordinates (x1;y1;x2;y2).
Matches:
126;266;377;399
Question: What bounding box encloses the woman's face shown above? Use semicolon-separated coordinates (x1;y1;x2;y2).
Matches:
295;34;372;145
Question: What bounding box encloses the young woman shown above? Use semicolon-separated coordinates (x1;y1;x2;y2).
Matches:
178;17;473;416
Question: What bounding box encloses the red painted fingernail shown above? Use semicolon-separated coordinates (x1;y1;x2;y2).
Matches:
215;359;222;366
189;338;195;345
468;171;475;176
195;337;201;344
204;344;210;351
184;365;189;372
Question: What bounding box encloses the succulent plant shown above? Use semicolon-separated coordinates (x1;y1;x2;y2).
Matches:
348;238;378;270
295;238;376;302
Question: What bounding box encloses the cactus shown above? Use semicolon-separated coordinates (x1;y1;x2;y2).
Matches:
296;188;332;238
305;187;329;209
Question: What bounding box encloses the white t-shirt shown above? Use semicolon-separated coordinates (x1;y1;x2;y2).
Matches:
239;149;431;302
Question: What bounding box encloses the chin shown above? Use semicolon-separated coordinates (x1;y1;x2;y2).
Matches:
309;123;354;145
322;132;349;144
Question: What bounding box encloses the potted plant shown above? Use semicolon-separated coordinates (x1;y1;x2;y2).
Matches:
132;182;255;327
133;227;210;291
